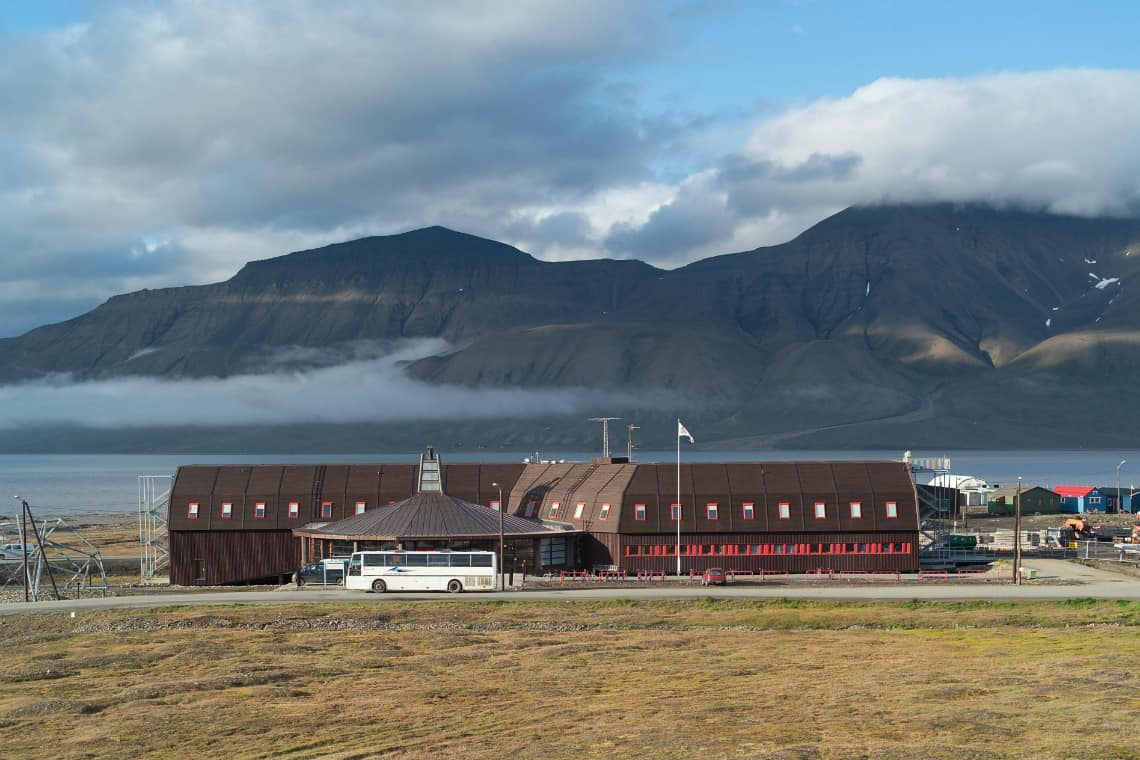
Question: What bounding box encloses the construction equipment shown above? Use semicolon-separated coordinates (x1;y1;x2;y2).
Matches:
1062;517;1094;539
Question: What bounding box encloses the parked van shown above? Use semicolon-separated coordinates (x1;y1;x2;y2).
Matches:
0;543;36;560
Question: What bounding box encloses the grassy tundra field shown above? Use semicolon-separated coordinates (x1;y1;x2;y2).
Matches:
1;599;1139;759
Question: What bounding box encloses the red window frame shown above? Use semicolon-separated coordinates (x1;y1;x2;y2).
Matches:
706;502;718;520
742;502;755;520
778;501;791;520
599;503;611;520
187;501;200;519
490;499;501;512
287;501;299;519
670;503;682;521
573;502;585;519
849;501;862;519
634;503;647;521
220;501;233;519
549;501;560;518
355;501;367;515
814;501;826;520
320;501;333;519
254;501;266;519
885;500;898;518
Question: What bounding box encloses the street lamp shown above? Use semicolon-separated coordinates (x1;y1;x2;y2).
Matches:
1013;477;1022;586
1116;460;1127;514
492;482;504;591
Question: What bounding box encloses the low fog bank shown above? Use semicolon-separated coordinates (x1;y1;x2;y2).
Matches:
0;340;676;430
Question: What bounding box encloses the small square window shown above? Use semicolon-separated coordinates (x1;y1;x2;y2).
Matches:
599;503;611;520
490;499;501;512
549;501;560;518
814;502;826;519
634;503;647;521
885;501;898;518
574;502;585;519
778;502;791;520
187;502;200;519
320;501;333;519
742;502;755;520
221;501;233;519
670;503;682;521
706;503;718;520
254;501;266;519
287;501;299;519
849;501;862;519
355;501;366;515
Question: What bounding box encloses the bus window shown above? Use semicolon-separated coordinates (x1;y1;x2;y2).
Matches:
449;555;470;567
348;556;362;576
428;554;451;567
470;554;493;567
404;553;428;566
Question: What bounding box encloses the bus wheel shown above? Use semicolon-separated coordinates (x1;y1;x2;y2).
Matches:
371;579;387;593
447;579;463;594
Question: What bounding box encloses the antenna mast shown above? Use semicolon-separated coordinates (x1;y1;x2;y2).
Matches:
627;423;640;460
589;417;621;458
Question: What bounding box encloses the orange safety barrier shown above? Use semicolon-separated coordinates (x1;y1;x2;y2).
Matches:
955;568;989;581
596;569;628;581
871;570;901;582
637;570;667;582
917;569;950;580
806;568;834;579
727;569;755;580
558;570;590;582
759;569;790;580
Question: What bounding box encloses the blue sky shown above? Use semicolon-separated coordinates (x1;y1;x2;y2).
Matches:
2;1;1140;336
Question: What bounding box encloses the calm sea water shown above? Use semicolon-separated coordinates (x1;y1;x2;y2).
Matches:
1;450;1137;517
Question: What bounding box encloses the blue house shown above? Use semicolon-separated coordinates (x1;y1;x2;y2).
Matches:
1055;485;1108;513
1094;486;1136;514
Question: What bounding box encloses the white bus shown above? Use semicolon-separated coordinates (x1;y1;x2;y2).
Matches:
344;550;497;593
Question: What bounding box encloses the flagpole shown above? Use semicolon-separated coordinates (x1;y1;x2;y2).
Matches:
676;418;681;577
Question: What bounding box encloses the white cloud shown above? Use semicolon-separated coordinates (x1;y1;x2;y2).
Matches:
0;339;666;428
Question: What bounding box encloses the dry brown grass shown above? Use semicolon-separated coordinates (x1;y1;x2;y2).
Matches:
0;599;1138;759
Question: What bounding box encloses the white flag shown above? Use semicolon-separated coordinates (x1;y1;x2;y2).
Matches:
677;420;694;444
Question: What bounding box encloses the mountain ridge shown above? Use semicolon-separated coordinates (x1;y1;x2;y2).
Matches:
5;202;1140;449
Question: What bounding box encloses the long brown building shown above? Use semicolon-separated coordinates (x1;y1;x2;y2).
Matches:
168;455;919;585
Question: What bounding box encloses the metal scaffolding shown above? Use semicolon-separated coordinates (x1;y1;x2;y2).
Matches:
0;515;110;600
138;475;172;581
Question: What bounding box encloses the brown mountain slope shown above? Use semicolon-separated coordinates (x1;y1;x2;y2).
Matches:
5;204;1140;448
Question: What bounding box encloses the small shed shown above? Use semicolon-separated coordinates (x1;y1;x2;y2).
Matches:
987;486;1062;516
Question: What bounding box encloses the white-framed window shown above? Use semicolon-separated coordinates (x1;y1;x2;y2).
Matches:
778;502;791;520
742;502;755;520
814;502;826;519
849;501;862;519
599;503;611;520
574;502;585;519
885;500;898;518
287;501;299;519
320;501;333;519
188;502;200;519
705;503;718;520
254;501;266;519
634;503;647;521
221;501;233;519
490;499;501;512
355;501;367;515
549;501;560;518
670;503;682;521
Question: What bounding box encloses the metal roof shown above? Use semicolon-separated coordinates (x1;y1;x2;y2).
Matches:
1053;485;1095;498
292;491;568;541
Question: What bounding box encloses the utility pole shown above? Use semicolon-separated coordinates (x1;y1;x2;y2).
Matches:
1013;477;1022;586
626;424;639;460
492;482;504;591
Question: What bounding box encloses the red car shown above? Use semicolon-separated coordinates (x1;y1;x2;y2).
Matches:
701;567;727;586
